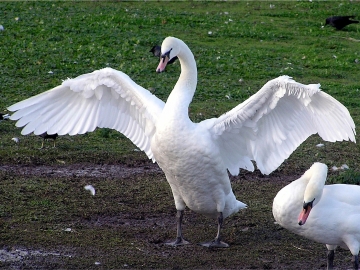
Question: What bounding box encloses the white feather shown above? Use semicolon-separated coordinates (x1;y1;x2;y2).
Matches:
84;185;96;196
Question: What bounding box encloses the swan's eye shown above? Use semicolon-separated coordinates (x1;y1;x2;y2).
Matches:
302;198;315;211
161;48;173;63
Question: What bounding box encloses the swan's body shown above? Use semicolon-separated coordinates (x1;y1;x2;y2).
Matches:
8;37;356;247
273;163;360;269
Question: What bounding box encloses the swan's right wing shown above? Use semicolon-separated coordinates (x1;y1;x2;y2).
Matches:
200;76;355;175
8;67;165;161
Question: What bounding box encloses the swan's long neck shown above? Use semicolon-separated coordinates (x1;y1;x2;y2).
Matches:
303;163;327;205
164;41;197;119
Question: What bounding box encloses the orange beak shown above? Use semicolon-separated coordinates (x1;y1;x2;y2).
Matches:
156;55;170;73
298;204;312;225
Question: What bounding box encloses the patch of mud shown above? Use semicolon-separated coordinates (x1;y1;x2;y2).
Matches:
0;246;72;262
0;163;161;178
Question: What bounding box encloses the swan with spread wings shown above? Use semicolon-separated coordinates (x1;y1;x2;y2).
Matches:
8;37;356;248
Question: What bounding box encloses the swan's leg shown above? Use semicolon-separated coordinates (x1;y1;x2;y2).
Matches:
353;254;359;270
200;212;229;248
326;245;337;270
326;244;337;270
53;139;56;148
165;210;190;246
326;250;334;270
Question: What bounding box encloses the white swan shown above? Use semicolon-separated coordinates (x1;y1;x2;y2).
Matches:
8;37;356;248
273;163;360;270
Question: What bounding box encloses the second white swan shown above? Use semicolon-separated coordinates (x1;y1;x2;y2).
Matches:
273;163;360;269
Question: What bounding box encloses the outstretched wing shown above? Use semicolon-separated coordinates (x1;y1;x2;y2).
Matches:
8;67;165;161
200;76;356;175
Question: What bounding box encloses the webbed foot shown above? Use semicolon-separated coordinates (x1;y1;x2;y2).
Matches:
200;238;229;248
165;237;190;246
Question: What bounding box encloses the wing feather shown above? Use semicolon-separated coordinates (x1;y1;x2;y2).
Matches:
202;76;355;175
8;67;164;161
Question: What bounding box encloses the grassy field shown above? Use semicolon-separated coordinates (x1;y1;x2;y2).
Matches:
1;1;359;169
1;1;360;269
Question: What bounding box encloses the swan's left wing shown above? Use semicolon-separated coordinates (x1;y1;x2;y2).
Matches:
8;67;165;161
200;76;356;175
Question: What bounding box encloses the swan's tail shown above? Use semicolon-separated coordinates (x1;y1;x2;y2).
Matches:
223;193;247;218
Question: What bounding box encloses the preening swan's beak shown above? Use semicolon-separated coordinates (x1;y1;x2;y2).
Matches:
156;55;170;73
298;201;313;226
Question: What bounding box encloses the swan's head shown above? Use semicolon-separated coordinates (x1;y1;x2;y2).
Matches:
298;162;328;226
156;37;181;73
298;198;315;226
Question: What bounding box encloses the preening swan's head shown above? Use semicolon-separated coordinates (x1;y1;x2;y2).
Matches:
156;37;181;73
298;162;328;226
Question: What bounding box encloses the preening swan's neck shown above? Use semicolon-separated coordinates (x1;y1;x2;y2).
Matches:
164;41;197;118
302;163;327;204
273;163;327;227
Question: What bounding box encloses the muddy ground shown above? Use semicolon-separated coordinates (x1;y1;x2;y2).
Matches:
0;162;354;269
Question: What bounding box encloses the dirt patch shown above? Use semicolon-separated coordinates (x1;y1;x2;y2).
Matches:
0;163;352;269
0;246;72;263
0;163;162;178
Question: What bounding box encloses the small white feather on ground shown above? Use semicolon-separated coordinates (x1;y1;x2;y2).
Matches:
84;185;96;196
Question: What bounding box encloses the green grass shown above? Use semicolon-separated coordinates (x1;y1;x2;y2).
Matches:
1;1;360;169
0;1;360;268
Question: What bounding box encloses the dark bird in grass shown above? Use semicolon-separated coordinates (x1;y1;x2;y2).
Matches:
0;113;10;122
150;45;178;65
325;16;359;30
39;132;58;149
